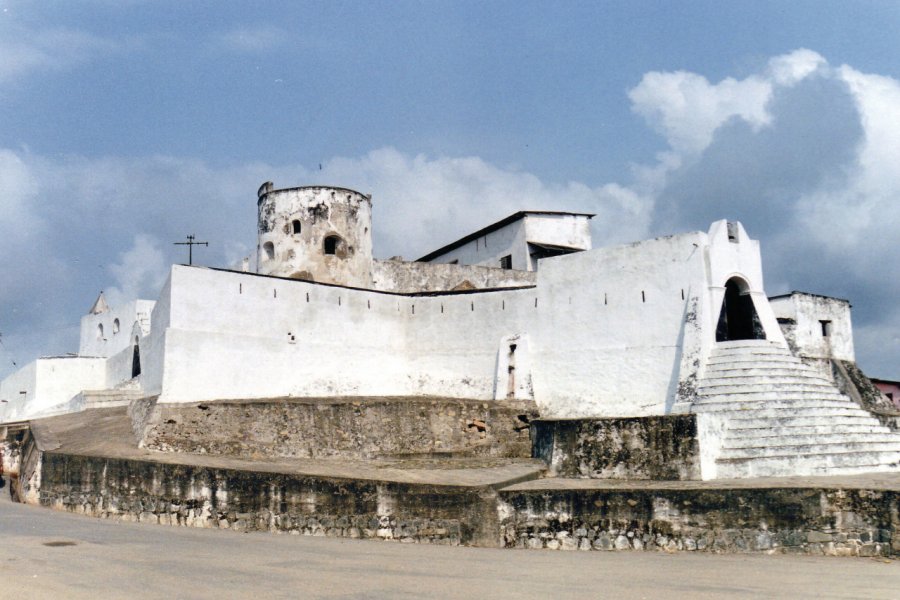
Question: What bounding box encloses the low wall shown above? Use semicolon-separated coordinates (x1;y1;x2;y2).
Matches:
38;453;500;546
142;398;539;460
531;415;700;480
499;485;899;556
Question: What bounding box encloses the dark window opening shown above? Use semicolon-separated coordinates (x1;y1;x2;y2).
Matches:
715;278;766;342
500;255;512;269
820;320;833;337
292;220;302;234
885;392;893;402
506;343;517;399
727;221;739;243
448;259;459;265
263;242;275;260
131;343;141;378
324;235;343;256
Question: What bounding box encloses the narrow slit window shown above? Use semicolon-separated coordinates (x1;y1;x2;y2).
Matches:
292;220;302;235
820;320;833;337
263;242;275;261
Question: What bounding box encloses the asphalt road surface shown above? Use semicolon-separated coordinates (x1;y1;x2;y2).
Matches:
0;478;897;599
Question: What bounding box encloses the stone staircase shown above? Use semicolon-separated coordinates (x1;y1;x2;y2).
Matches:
76;389;145;410
691;340;900;479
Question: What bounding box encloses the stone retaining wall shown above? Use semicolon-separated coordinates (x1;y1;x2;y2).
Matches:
141;397;538;460
39;453;500;546
498;487;899;556
530;415;700;480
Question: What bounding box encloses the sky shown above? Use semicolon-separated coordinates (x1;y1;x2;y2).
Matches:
0;1;899;380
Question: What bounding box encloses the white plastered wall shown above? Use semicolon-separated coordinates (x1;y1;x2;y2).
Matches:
0;357;106;422
79;299;154;358
426;220;528;270
769;293;855;361
530;232;708;417
704;220;786;349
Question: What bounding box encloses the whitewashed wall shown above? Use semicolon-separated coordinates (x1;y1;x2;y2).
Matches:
0;357;106;422
770;293;855;361
531;232;706;417
79;299;154;358
425;219;527;270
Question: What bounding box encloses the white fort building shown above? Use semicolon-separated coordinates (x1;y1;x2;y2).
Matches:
2;183;898;480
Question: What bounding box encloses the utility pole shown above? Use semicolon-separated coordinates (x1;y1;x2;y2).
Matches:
174;235;208;266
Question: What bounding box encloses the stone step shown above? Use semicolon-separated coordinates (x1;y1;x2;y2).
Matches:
697;382;842;395
709;342;796;352
695;391;852;404
724;413;881;428
716;450;900;473
699;372;834;385
720;435;900;454
81;389;144;409
704;365;834;385
716;450;900;479
692;398;863;414
725;423;892;439
706;354;804;366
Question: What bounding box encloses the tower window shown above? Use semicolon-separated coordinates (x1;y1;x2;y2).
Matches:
499;255;512;269
820;320;833;337
97;323;104;340
113;319;120;334
263;242;275;260
324;235;344;256
292;220;302;235
727;221;739;243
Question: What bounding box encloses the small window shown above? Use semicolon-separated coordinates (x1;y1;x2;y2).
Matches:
499;255;512;269
292;220;302;235
820;320;833;337
727;221;739;243
324;235;343;256
448;259;459;265
97;323;104;340
113;319;120;334
263;241;275;261
886;392;894;402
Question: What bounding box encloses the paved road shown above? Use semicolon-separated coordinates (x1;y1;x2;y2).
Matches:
0;479;897;600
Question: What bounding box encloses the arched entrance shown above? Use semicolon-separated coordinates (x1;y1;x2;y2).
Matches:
715;277;766;342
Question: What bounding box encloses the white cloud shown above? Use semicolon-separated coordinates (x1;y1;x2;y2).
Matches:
0;25;116;83
768;48;827;86
628;70;772;156
104;235;169;308
212;25;290;53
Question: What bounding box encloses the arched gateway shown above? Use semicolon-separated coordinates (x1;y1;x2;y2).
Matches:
715;277;766;342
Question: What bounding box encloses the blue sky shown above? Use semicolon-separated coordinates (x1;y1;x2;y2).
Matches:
1;1;899;379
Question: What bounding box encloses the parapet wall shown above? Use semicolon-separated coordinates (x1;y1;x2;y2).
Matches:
371;259;535;293
140;397;539;460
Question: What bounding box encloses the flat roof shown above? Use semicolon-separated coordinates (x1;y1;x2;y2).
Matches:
768;290;851;304
417;211;594;262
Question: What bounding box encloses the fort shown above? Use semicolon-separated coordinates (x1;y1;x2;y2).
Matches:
2;182;899;556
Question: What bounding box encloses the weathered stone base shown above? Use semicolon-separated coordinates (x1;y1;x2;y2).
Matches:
139;397;539;460
38;453;499;546
531;415;700;480
35;449;900;556
498;484;898;556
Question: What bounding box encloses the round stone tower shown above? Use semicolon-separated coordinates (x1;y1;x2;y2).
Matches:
256;183;373;287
